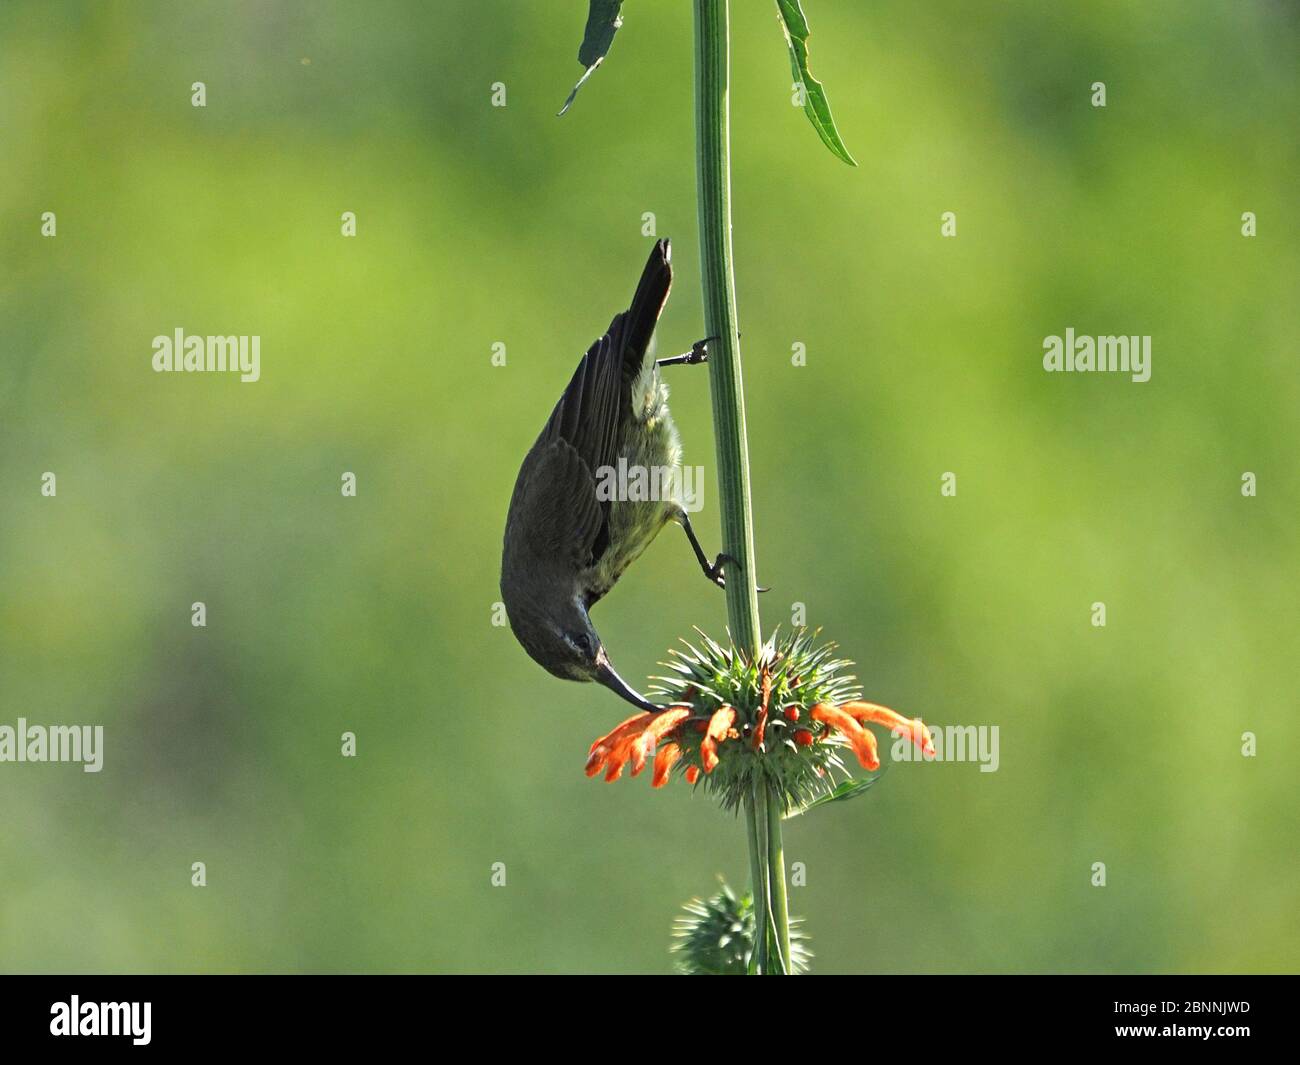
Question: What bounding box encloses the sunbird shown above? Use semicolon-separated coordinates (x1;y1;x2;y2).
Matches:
501;239;737;711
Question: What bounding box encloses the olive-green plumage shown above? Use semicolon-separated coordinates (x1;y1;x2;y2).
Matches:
501;239;698;711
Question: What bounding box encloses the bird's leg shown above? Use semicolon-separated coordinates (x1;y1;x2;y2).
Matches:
675;510;769;592
655;335;715;369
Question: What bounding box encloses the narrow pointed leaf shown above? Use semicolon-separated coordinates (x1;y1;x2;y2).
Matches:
558;0;625;116
785;774;880;818
774;0;857;165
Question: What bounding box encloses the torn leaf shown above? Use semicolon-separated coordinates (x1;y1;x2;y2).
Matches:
559;0;625;116
775;0;857;165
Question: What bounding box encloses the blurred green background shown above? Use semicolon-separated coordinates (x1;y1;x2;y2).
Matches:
2;0;1296;974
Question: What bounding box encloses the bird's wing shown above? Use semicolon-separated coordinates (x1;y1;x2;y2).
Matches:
509;437;604;572
535;240;674;563
540;329;624;495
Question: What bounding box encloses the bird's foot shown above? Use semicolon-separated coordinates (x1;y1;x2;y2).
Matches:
705;552;770;593
656;336;716;368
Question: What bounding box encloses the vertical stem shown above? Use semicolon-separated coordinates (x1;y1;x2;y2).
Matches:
765;788;792;973
694;0;792;973
743;789;768;973
693;0;760;654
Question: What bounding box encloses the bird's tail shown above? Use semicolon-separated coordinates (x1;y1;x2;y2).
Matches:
619;238;673;382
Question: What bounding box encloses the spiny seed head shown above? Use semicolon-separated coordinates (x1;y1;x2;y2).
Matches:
671;879;812;975
646;627;866;815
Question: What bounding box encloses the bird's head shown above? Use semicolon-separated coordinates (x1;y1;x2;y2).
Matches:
502;587;658;712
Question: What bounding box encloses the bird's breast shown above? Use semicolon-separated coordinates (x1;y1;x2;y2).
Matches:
585;367;684;595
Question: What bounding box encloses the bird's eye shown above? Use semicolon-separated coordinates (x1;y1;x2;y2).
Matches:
570;633;593;656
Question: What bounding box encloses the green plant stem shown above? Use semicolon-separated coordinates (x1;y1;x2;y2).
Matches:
693;0;760;653
765;787;792;972
694;0;792;974
743;789;768;973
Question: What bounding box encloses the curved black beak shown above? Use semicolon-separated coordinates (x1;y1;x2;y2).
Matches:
594;648;659;712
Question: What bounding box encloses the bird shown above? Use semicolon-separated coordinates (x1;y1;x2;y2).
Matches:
501;238;735;712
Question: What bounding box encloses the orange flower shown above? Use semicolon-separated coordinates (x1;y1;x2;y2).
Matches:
585;711;653;780
809;703;880;770
839;701;935;757
586;707;690;783
700;705;737;773
652;742;682;788
584;690;931;791
808;700;935;770
631;707;691;776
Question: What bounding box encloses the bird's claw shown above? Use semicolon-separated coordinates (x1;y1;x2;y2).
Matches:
685;336;716;365
705;552;733;589
706;553;771;593
656;336;716;369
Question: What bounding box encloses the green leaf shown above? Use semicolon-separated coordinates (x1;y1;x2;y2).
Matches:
774;0;857;165
785;773;881;817
558;1;625;116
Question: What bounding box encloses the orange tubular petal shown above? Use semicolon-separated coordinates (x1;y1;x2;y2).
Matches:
585;711;654;779
684;765;701;785
629;707;691;777
585;743;621;778
586;741;625;779
652;743;682;788
587;712;654;759
809;702;880;770
649;706;692;739
608;729;661;779
700;706;737;774
840;700;935;757
586;708;694;782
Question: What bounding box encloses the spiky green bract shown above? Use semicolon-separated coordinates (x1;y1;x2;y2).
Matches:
672;880;811;975
648;627;876;815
